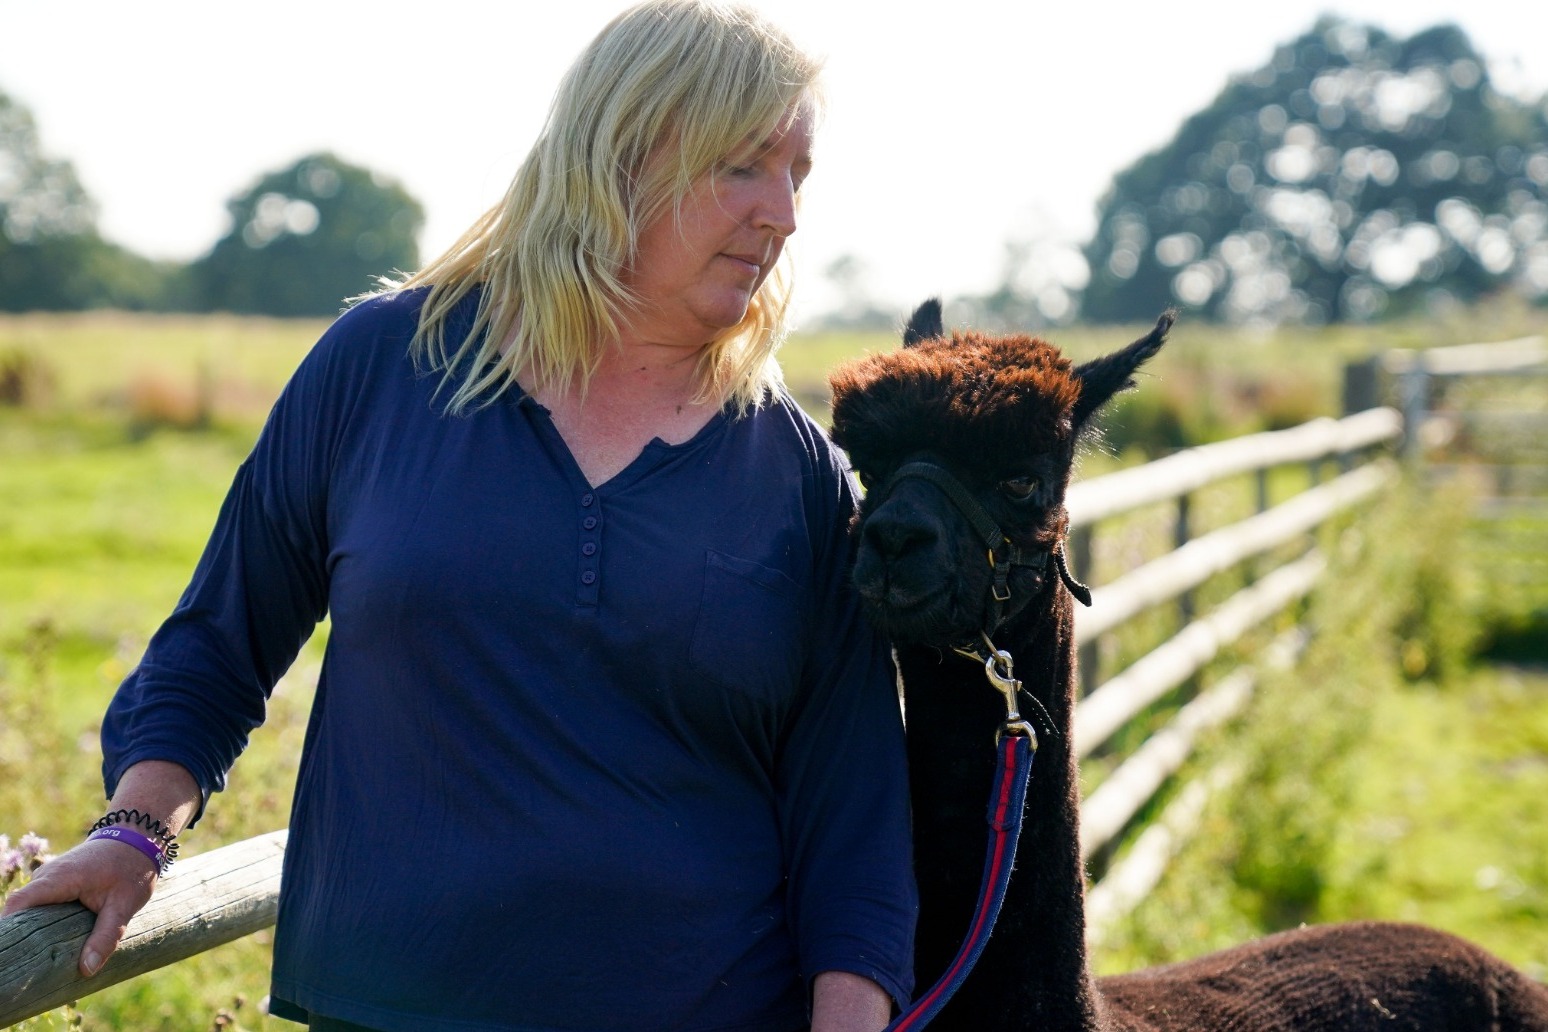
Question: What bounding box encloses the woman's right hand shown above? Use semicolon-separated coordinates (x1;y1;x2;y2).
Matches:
1;760;201;977
1;836;160;976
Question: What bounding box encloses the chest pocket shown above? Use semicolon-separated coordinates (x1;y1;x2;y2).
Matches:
689;550;807;704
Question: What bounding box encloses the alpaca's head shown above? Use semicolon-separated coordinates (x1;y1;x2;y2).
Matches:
829;300;1173;645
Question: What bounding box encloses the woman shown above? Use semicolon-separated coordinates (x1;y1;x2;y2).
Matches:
0;3;917;1030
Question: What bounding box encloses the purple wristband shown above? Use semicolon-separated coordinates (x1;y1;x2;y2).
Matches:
87;826;167;874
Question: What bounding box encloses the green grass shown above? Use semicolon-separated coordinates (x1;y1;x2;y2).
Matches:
1091;662;1548;983
1327;665;1548;967
0;311;324;417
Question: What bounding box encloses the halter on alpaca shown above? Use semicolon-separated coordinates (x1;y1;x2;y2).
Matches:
868;458;1092;638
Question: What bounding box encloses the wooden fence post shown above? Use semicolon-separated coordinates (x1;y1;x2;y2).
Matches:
1342;356;1382;415
1399;361;1430;462
1174;493;1194;625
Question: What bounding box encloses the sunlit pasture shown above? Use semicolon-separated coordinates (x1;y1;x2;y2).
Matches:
2;307;1545;1029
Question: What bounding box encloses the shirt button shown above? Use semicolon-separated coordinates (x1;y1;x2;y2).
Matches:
580;493;595;507
583;516;598;530
581;571;596;585
582;543;597;556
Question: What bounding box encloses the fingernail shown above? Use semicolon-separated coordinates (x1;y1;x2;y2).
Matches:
82;949;102;976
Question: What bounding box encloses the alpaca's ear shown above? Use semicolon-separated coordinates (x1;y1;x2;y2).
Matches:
902;298;945;347
1071;310;1175;432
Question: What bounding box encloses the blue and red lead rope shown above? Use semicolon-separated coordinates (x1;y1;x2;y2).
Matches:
885;733;1035;1031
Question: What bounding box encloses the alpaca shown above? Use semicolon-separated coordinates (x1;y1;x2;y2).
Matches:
827;301;1548;1031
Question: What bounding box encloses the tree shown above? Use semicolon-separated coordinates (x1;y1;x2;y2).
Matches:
0;86;178;312
1080;19;1548;324
1;88;100;310
191;152;423;316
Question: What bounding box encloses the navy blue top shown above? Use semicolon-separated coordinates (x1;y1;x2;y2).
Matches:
101;289;916;1032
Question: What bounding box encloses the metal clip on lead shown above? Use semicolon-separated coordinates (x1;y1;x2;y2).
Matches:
980;639;1036;745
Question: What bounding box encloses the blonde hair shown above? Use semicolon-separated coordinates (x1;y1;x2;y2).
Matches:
395;0;823;414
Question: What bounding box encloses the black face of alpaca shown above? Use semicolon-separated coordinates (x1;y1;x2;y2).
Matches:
830;301;1173;646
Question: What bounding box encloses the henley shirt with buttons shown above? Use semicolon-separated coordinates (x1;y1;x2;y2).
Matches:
100;287;918;1032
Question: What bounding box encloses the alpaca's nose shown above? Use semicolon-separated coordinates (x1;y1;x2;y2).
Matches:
863;509;937;562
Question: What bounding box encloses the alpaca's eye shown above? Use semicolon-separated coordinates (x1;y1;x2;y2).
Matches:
1000;476;1039;502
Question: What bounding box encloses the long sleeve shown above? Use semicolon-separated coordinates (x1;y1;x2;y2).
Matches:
777;445;918;1011
100;311;351;810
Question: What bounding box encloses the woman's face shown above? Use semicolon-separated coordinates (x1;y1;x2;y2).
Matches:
622;104;816;348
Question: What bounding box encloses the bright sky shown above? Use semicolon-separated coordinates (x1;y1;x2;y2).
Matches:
4;0;1546;321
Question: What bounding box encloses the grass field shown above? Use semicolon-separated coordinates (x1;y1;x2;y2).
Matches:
2;307;1545;1029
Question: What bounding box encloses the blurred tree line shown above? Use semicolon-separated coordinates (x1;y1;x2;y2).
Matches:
826;17;1548;328
0;87;421;316
1080;18;1548;325
8;16;1548;325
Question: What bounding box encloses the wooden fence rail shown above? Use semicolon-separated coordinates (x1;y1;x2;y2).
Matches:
0;408;1405;1026
1066;407;1401;526
1344;335;1546;461
1077;462;1390;644
1065;407;1400;687
0;832;286;1027
1064;409;1401;922
1074;553;1326;759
